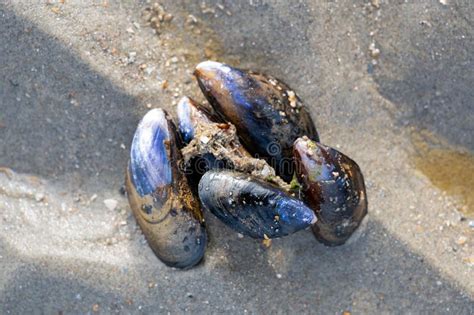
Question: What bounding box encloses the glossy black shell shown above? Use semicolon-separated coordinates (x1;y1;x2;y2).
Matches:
195;61;319;182
293;137;368;246
198;170;316;239
125;108;207;268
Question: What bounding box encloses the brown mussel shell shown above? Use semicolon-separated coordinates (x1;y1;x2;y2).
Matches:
293;137;368;246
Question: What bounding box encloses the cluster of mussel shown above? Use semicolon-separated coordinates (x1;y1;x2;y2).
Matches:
125;61;368;269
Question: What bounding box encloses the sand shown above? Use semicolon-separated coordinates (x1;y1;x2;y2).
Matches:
0;1;473;313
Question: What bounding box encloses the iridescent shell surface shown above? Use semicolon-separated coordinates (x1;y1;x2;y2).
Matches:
195;61;319;182
126;108;207;268
176;96;212;145
198;170;316;239
293;137;367;246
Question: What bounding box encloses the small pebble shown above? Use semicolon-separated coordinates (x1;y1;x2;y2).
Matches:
35;193;45;202
186;14;198;25
237;233;244;239
119;186;127;195
469;220;474;228
369;43;380;58
90;194;98;202
276;273;282;279
92;304;100;312
287;90;297;108
262;238;272;248
127;52;137;64
104;199;118;211
145;66;155;75
456;236;467;246
163;13;173;22
463;256;474;265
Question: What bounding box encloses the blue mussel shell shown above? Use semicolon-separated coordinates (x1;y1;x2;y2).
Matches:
126;108;207;269
195;61;319;182
176;96;212;145
198;170;316;239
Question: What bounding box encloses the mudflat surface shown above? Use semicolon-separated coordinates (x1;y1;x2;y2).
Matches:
0;1;473;314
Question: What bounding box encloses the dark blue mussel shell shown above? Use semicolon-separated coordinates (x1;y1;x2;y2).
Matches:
194;61;319;182
293;137;367;246
198;170;316;239
125;108;207;269
176;96;212;145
